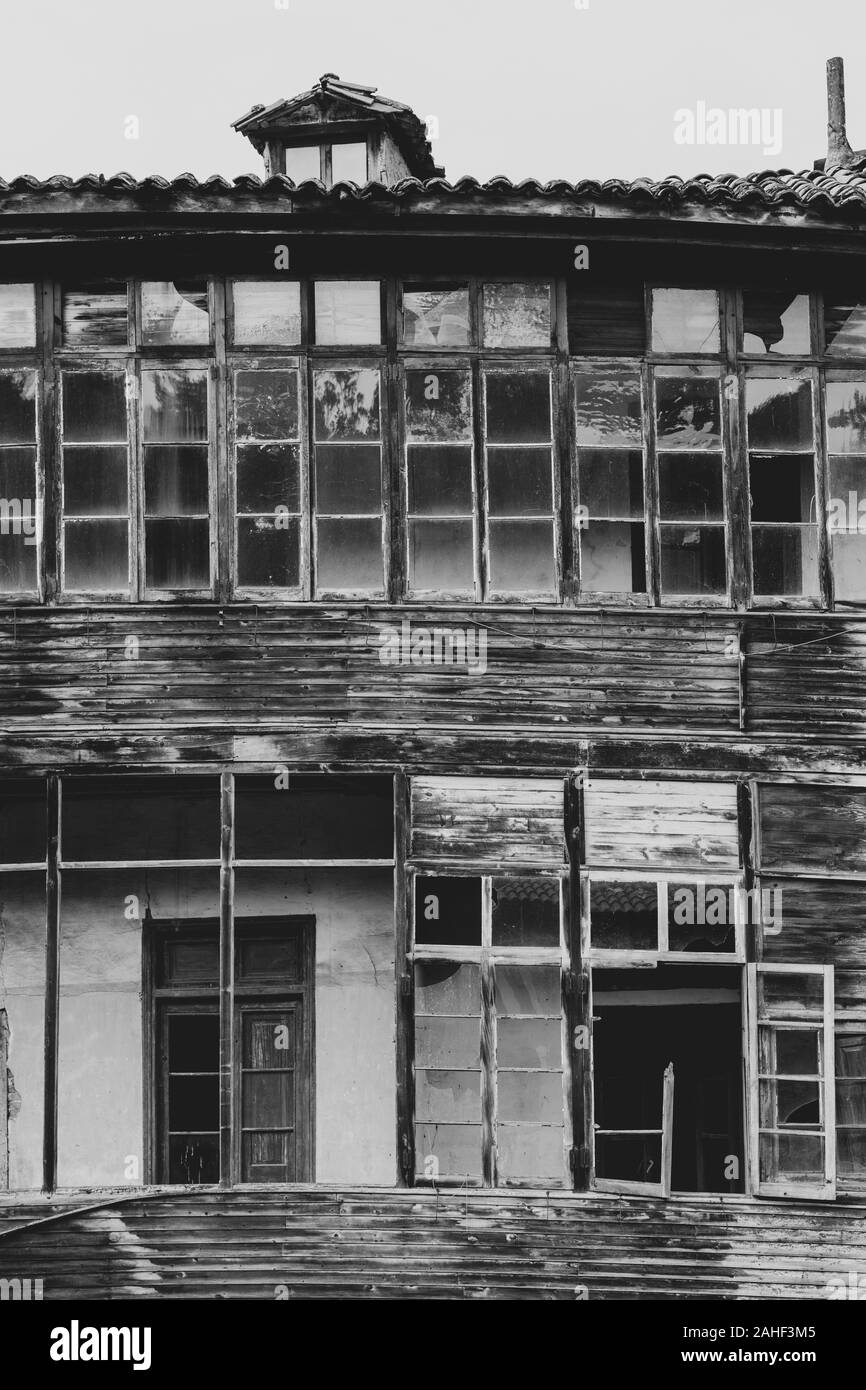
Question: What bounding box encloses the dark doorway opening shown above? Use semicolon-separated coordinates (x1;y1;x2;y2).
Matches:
593;964;744;1194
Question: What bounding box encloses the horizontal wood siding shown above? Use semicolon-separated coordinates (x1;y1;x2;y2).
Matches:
746;621;866;736
585;780;740;869
410;776;566;867
759;785;866;873
760;880;866;967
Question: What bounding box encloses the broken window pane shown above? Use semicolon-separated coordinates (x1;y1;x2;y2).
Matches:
651;289;720;353
403;286;470;346
141;281;209;345
568;284;646;356
482;283;550;348
666;881;736;952
824;296;866;356
591;879;658;950
283;145;320;182
0;284;36;348
415;961;481;1014
62;285;128;347
742;291;811;355
331;141;367;184
760;1078;821;1129
314;281;381;345
231;281;302;346
655;374;721;448
415;875;482;946
761;1027;820;1077
491;877;560;946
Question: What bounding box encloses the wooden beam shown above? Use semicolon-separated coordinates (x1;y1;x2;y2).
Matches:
219;769;234;1186
393;769;414;1186
42;773;60;1193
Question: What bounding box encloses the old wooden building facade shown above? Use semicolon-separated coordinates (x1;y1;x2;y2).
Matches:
1;65;866;1298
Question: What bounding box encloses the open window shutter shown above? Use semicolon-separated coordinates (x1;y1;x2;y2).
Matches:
747;963;835;1200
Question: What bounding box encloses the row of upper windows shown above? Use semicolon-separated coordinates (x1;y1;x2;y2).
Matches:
1;359;865;604
0;280;865;356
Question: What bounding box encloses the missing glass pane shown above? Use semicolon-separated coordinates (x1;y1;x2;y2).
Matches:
231;281;302;346
491;877;559;946
415;875;482;946
141;282;209;346
234;773;393;860
749;454;816;523
658;454;724;520
403;287;470;346
742;291;810;354
591;880;657;950
651;289;720;353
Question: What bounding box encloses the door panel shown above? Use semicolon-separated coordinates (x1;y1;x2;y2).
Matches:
160;1007;220;1184
238;1004;301;1183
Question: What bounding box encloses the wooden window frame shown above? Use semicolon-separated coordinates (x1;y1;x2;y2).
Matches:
409;867;571;1189
0;357;44;602
582;869;746;966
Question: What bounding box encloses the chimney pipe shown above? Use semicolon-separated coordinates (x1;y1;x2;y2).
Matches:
827;56;856;168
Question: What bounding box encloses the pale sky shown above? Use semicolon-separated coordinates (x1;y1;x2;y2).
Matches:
1;0;864;183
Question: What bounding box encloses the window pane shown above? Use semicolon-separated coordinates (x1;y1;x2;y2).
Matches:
314;369;380;440
142;369;208;442
742;291;810;355
746;378;812;450
751;525;819;597
415;1017;480;1068
403;287;470;346
145;519;210;589
749;454;815;523
763;1028;820;1077
575;373;642;447
581;521;646;593
825;380;866;452
758;972;824;1019
497;1019;562;1068
415;1070;479;1123
0;370;37;443
666;881;736;953
62;372;127;442
63;520;129;591
145;446;209;515
659;454;724;521
62;286;128;347
831;532;866;602
568;284;646;356
408;445;473;515
231;281;302;345
316;517;382;591
482;283;550;347
495;964;560;1015
491;877;559;946
63;447;128;515
141;281;209;345
660;525;727;597
406;369;471;440
415;1123;482;1180
825;296;866;356
235;370;298;439
655;375;720;448
0;438;37;592
488;448;552;515
415;875;482;946
0;445;36;499
237;516;300;588
331;141;367;184
409;520;474;592
237;444;300;513
486;372;550;443
314;282;381;345
315;444;380;513
651;289;720;353
579;451;644;519
488;520;555;594
415;961;481;1014
497;1072;562;1122
283;145;320;182
0;284;36;348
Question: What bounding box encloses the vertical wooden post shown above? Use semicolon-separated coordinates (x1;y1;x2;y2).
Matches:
43;774;60;1193
219;770;234;1186
394;770;414;1185
567;770;590;1190
0;1008;8;1191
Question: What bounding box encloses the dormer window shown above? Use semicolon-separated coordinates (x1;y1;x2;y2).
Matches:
283;139;369;187
283;145;320;183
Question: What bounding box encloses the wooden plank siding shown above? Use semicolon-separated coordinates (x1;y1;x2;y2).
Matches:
584;780;740;870
759;784;866;874
0;1188;864;1300
410;776;566;868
